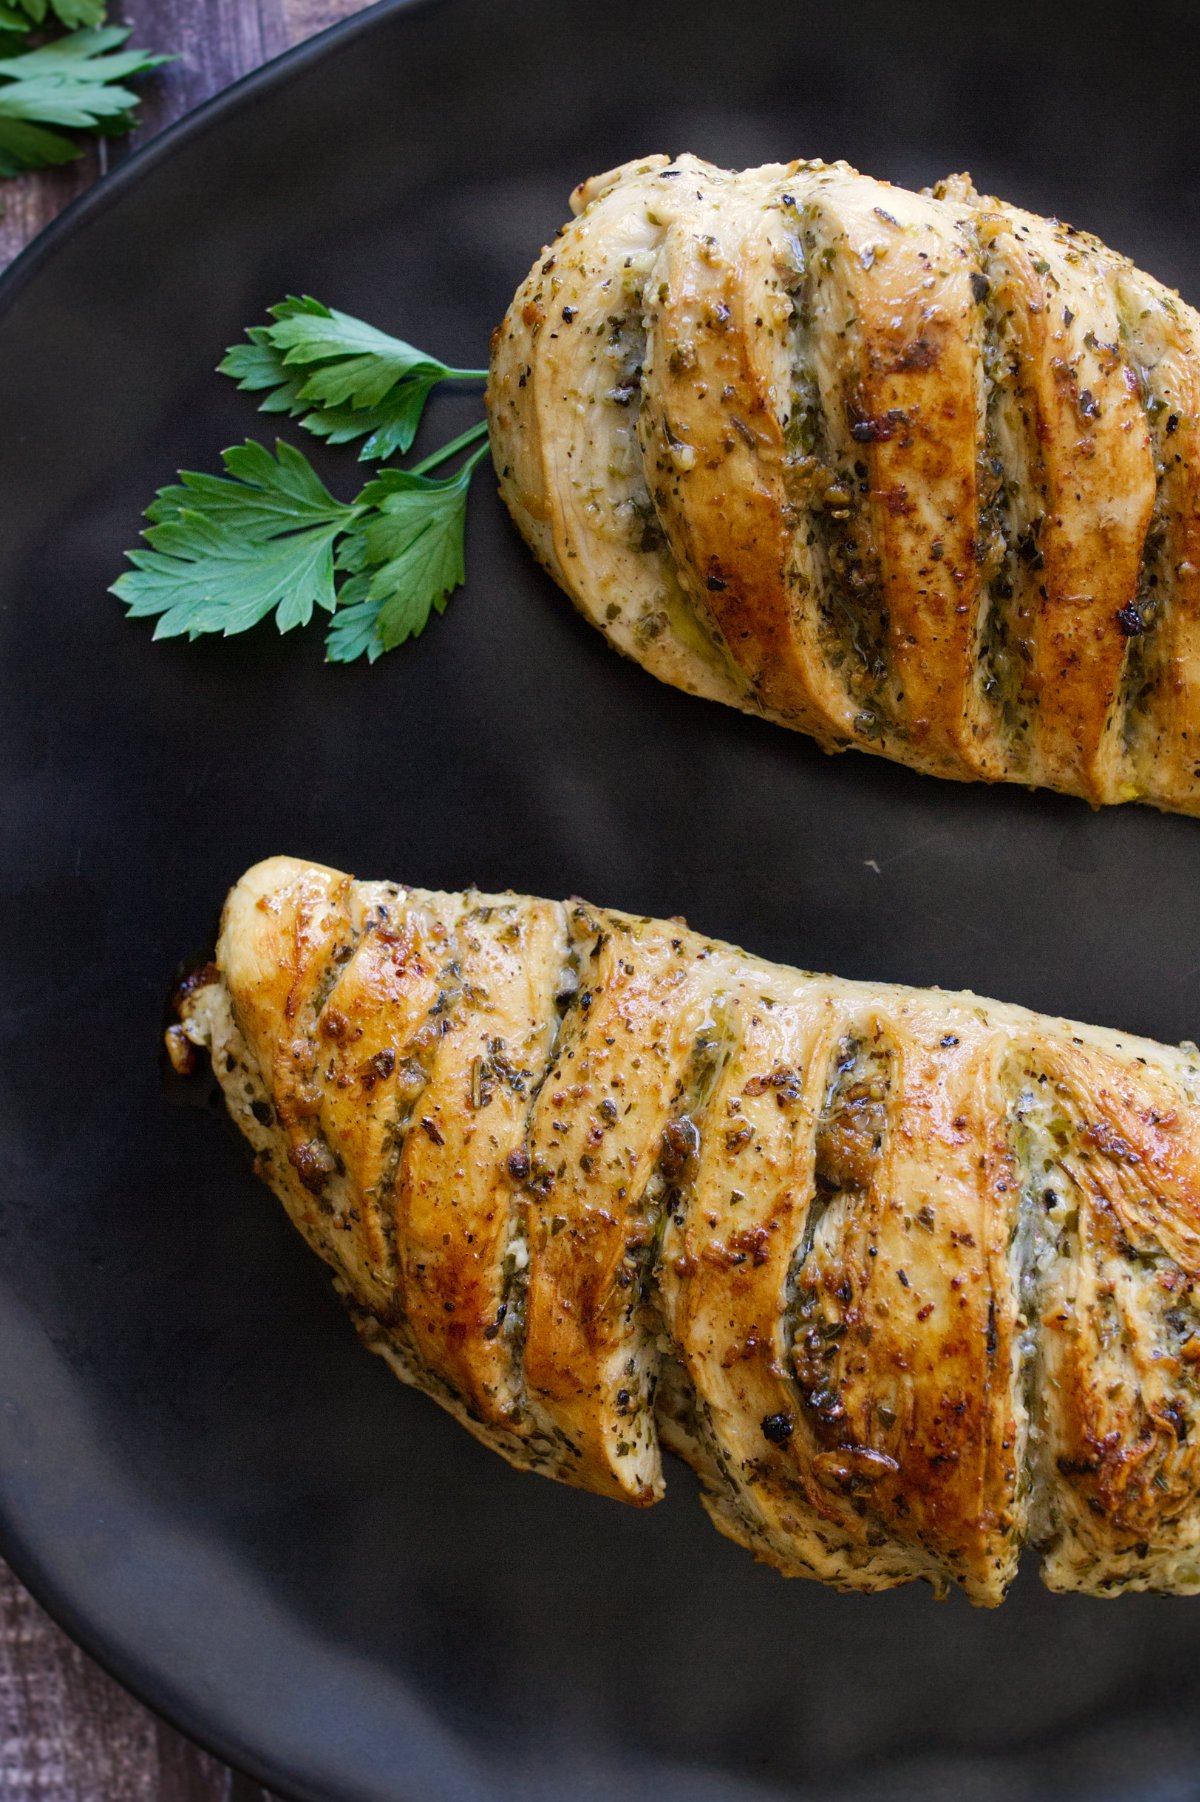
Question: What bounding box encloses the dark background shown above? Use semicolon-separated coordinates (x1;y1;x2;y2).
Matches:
3;2;1200;1798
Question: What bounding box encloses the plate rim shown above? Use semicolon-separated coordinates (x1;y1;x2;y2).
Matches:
0;3;446;1794
0;0;434;317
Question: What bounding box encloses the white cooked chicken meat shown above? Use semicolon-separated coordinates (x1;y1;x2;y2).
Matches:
176;856;1200;1606
488;154;1200;814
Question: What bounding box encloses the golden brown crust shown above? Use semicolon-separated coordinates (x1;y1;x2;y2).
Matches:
972;202;1155;800
791;172;992;775
1114;266;1200;810
392;893;565;1429
638;163;850;740
489;155;1200;814
180;858;1200;1604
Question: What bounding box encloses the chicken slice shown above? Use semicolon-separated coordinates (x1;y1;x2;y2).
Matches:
1114;265;1200;811
488;155;746;708
390;893;567;1440
638;160;855;741
953;193;1156;800
1012;1034;1200;1592
518;903;734;1502
783;168;990;777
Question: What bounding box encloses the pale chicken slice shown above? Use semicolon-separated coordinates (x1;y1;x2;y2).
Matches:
661;984;1025;1603
488;155;746;708
654;978;875;1582
519;903;733;1503
788;1004;1026;1604
795;168;992;778
180;858;1200;1601
964;195;1155;802
1114;265;1200;811
1013;1035;1200;1593
637;160;855;741
213;857;416;1318
390;894;567;1438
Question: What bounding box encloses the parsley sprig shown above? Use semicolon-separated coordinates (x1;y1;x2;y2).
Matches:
112;299;492;665
220;295;488;463
0;20;170;175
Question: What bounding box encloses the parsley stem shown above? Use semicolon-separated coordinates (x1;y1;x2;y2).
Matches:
411;419;490;477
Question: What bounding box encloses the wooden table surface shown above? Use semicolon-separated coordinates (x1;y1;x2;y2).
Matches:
0;7;376;1795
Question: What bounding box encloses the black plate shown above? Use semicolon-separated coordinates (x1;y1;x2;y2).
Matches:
4;1;1200;1797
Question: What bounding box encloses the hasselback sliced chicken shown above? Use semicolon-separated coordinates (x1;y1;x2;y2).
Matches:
488;155;1200;813
174;856;1200;1605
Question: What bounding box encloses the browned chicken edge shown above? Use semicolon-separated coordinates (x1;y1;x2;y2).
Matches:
174;855;1200;1606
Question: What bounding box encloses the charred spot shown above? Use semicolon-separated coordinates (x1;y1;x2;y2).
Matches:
1163;1399;1189;1443
660;1116;701;1184
1016;526;1045;570
811;1389;846;1428
1083;1118;1141;1163
172;961;219;1013
360;1047;396;1090
1116;601;1146;637
730;1225;772;1267
847;404;908;444
814;1038;890;1196
761;1412;795;1445
1057;1452;1101;1477
743;1064;801;1100
287;1137;338;1196
890;338;938;373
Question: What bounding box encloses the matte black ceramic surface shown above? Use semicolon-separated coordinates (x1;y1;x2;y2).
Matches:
3;3;1200;1797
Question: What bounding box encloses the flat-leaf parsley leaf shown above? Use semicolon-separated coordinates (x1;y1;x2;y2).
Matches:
328;440;490;662
0;25;171;174
115;299;492;665
111;441;359;640
220;296;488;462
